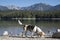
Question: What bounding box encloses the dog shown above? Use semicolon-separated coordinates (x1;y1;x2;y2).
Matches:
18;20;45;37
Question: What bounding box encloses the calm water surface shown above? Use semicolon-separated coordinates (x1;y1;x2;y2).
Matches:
0;20;60;35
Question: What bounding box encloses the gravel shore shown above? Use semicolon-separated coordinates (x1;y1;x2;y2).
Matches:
0;36;60;40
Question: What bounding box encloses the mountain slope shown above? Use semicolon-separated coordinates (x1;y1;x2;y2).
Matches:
0;5;8;10
21;3;53;11
6;5;20;10
53;4;60;10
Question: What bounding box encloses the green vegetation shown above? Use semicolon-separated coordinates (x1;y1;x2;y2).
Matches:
0;10;60;19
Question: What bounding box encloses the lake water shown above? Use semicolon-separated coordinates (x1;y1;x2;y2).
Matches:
0;20;60;35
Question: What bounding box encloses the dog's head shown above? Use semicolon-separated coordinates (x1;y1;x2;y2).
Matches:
37;32;45;37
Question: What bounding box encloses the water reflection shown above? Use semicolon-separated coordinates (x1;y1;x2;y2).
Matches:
0;20;60;35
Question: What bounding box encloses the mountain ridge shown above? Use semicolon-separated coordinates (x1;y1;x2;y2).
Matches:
0;3;60;11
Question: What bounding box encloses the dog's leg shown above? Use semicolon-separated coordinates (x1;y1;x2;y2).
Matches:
23;25;28;37
31;26;37;37
31;31;35;37
25;31;27;37
23;30;27;37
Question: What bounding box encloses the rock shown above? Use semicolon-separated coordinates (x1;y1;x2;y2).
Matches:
57;29;60;32
52;32;60;38
3;31;9;36
18;32;26;37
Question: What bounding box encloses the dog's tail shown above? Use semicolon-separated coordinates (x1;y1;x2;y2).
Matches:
18;20;23;25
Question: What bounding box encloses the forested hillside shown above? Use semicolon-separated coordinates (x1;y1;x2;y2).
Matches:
0;10;60;18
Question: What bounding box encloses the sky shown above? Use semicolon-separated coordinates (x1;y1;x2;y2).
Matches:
0;0;60;7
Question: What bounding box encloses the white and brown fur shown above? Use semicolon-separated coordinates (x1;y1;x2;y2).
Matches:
18;20;45;37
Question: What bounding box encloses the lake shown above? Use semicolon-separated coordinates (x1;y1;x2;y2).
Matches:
0;19;60;36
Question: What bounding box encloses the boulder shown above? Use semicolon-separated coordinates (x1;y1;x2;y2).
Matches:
3;31;9;36
52;32;60;38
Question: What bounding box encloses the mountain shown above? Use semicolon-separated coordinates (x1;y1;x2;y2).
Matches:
0;5;8;10
21;3;60;11
21;3;53;11
52;4;60;10
0;3;60;11
6;5;20;10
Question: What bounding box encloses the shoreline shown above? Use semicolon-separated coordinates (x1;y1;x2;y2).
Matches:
0;36;60;40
